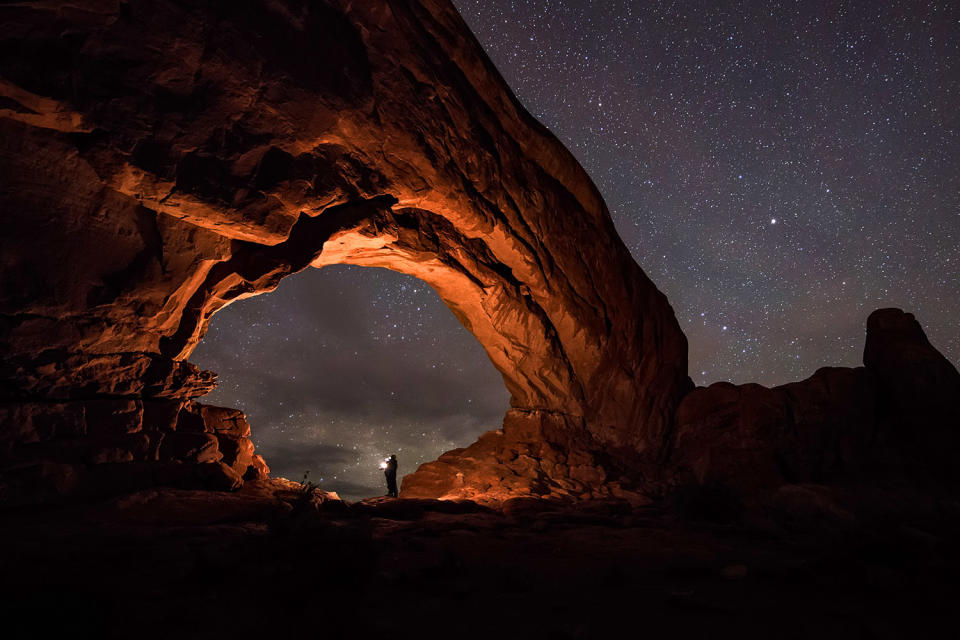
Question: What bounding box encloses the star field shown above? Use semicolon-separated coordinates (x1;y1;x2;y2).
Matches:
193;0;959;499
456;0;958;385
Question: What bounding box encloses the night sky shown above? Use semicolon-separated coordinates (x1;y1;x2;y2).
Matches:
192;0;959;500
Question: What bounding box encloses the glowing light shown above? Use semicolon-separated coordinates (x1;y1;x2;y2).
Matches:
379;461;387;469
770;218;777;224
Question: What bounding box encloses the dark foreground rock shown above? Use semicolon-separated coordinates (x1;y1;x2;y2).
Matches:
1;481;958;639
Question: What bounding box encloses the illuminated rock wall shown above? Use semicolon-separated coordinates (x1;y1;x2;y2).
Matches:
0;0;689;503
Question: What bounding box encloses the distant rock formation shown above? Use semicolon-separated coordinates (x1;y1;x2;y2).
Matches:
669;309;960;496
0;0;688;504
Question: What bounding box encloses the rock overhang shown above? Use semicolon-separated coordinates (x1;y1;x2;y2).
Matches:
0;0;689;503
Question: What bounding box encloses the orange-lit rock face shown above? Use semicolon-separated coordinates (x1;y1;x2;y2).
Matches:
0;0;690;502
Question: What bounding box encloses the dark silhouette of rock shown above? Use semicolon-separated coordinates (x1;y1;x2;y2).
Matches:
3;479;959;639
670;308;960;495
863;308;960;487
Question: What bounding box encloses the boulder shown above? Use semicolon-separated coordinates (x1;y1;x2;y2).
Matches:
199;404;252;438
216;434;257;477
245;455;271;482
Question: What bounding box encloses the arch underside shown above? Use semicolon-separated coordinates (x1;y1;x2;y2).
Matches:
174;199;584;415
152;196;651;501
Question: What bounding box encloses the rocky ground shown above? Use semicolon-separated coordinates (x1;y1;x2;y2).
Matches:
2;478;958;639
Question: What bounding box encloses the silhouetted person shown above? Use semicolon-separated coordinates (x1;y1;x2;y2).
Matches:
384;454;398;498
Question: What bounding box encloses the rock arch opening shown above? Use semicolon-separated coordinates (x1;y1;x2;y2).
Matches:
190;263;509;500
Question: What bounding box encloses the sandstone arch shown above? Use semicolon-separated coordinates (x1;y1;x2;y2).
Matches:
0;0;690;503
2;1;957;508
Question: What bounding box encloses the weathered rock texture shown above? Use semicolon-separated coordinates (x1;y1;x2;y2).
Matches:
1;3;956;505
0;0;689;503
669;309;960;496
0;396;269;504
